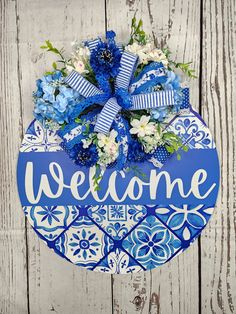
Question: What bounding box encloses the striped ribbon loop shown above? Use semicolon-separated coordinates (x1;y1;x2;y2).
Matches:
65;70;102;98
94;98;121;134
94;51;138;134
115;52;138;90
85;38;100;52
130;90;175;110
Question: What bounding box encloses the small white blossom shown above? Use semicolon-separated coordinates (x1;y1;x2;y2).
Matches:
125;42;168;67
74;60;86;74
142;130;162;153
81;137;92;148
71;46;90;74
72;46;90;61
66;65;74;73
130;115;155;137
97;130;119;166
97;130;118;148
148;49;169;67
130;115;163;153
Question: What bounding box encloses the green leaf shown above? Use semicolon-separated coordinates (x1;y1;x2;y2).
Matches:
52;62;57;70
45;40;52;48
166;145;174;153
75;118;82;123
131;16;136;27
44;71;54;75
162;47;171;58
137;19;143;28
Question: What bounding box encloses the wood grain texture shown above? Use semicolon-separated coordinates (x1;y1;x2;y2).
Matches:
200;0;236;313
0;0;28;313
15;1;112;313
106;1;200;313
0;0;235;313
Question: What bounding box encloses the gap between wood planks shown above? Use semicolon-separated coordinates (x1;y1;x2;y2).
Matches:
14;0;30;313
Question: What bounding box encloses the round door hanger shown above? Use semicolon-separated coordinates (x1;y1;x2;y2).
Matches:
17;108;219;274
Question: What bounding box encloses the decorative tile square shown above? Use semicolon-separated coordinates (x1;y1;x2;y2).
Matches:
20;120;62;152
24;205;80;241
87;205;147;240
94;248;143;274
166;112;215;149
122;215;181;270
155;204;214;241
55;216;114;269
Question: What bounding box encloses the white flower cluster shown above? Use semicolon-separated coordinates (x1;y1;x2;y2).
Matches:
82;129;120;167
130;115;162;153
67;44;90;74
125;42;168;67
97;130;119;166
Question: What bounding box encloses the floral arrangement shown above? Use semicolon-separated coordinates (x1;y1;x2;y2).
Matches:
33;17;195;187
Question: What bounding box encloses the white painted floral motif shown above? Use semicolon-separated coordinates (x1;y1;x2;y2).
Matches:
166;111;215;149
20;120;62;152
94;248;142;274
155;204;214;240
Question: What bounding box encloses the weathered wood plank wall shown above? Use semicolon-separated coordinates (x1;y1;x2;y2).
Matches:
0;0;235;313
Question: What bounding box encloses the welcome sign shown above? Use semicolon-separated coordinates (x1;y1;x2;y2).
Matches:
18;150;218;206
17;114;219;274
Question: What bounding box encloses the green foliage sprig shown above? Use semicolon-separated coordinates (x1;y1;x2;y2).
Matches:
163;47;197;78
92;164;103;191
40;40;72;76
129;17;148;45
172;61;197;78
162;131;189;160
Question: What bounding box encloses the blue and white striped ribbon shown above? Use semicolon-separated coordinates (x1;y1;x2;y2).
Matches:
130;90;175;110
94;98;121;134
115;52;138;90
92;90;175;134
65;70;102;97
85;38;101;52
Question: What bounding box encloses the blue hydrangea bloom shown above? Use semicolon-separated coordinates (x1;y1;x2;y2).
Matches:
151;106;169;122
151;70;183;122
33;71;83;125
164;70;181;90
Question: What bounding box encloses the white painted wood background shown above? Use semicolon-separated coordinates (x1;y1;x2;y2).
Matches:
0;0;235;313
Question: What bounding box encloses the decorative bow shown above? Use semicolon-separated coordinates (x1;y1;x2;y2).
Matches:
65;39;177;135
